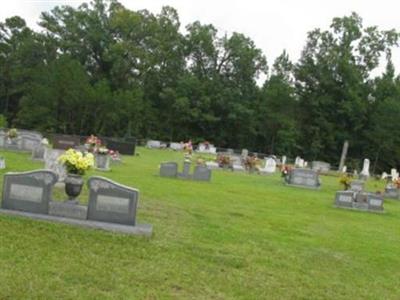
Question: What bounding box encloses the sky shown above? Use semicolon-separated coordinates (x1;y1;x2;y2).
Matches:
1;0;400;75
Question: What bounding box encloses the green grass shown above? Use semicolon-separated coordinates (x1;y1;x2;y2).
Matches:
0;148;399;299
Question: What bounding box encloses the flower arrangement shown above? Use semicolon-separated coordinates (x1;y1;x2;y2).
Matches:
217;154;231;168
58;149;94;175
109;150;120;161
85;135;102;153
183;140;193;155
7;128;18;139
244;156;260;171
97;146;109;155
339;173;353;190
281;165;291;178
394;178;400;189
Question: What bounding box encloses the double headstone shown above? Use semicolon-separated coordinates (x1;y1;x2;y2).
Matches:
335;191;384;212
311;161;330;173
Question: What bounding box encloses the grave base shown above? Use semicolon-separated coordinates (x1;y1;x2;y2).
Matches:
0;209;153;236
334;205;385;214
285;183;320;190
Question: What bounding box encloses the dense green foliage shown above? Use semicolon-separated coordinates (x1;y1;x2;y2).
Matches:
1;1;400;171
1;149;399;299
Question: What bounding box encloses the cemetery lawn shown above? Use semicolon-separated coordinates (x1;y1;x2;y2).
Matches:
0;149;400;300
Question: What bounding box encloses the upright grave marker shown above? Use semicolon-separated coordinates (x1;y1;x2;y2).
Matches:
1;170;58;214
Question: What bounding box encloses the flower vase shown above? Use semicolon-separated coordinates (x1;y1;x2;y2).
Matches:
95;154;110;170
65;174;84;203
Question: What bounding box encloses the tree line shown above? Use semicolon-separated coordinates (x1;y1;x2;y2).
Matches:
1;0;399;172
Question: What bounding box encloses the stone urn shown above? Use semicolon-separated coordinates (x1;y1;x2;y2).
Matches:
65;174;84;203
95;154;110;170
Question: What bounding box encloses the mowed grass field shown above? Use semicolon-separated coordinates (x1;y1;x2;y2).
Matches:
0;148;399;299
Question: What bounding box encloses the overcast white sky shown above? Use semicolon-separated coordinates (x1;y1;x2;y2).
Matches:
1;0;400;74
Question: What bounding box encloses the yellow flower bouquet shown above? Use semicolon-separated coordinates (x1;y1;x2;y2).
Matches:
58;149;94;175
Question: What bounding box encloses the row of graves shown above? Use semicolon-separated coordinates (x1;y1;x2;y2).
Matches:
146;140;217;154
0;129;152;236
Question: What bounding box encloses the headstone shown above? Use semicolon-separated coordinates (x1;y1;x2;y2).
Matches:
391;168;399;181
95;154;110;171
192;166;212;182
104;138;135;155
384;185;399;199
32;144;47;161
311;161;331;173
1;170;58;214
0;157;5;169
205;161;219;169
20;135;41;152
52;134;81;150
147;140;161;149
87;176;139;225
170;142;183;151
281;156;287;165
4;137;22;151
44;149;67;182
160;162;178;178
286;168;320;189
349;180;364;193
360;158;370;180
232;157;245;171
342;166;347;173
260;157;276;174
241;149;249;158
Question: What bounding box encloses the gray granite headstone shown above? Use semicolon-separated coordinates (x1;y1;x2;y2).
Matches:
1;170;58;214
286;168;320;189
20;135;41;152
192;166;212;182
4;137;22;151
160;162;178;177
311;161;331;172
32;144;47;161
385;187;400;199
44;149;67;182
87;176;139;225
95;154;110;171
